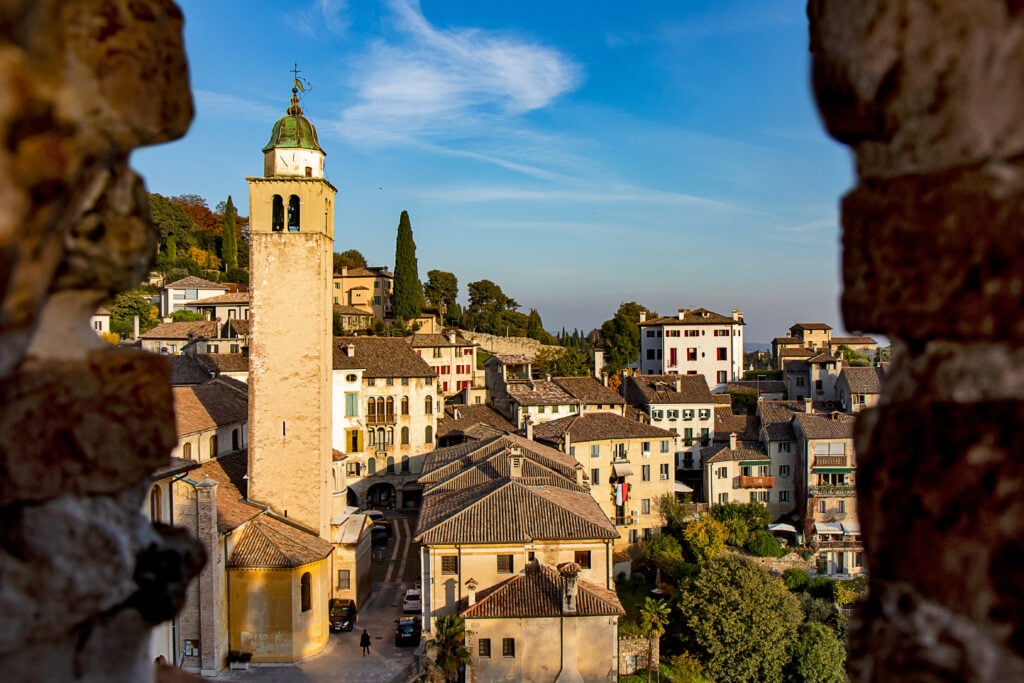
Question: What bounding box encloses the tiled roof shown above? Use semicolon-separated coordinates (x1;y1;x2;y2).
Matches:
227;515;334;568
425;451;588;495
169;354;215;385
333;337;435;378
336;266;391;279
94;306;111;316
460;562;624;619
784;360;808;374
173;378;248;437
407;333;475;348
227;319;250;336
831;335;878;346
437;404;516;440
187;451;261;534
840;366;885;394
790;322;832;331
414;478;617;545
780;348;815;359
759;402;799;441
532;412;675;446
506;380;575;406
772;336;800;344
193;292;250;305
713;406;760;441
491;354;532;366
150;456;199;481
727;380;787;395
706;440;769;464
334;304;372;316
165;276;227;290
198;353;250;373
552;377;624;405
793;411;856;440
141;320;218;341
420;435;580;489
712;394;733;405
639;308;741;327
806;352;838;364
622;374;714;406
623;405;649;423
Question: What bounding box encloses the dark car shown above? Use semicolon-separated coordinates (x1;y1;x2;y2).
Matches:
395;616;421;646
329;598;356;632
371;525;389;551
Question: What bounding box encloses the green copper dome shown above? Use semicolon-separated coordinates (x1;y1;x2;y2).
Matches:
262;88;324;153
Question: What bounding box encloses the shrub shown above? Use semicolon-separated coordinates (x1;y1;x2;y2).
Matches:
783;568;811;592
807;576;837;602
744;530;785;558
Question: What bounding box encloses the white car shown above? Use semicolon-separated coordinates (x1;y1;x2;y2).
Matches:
402;588;421;614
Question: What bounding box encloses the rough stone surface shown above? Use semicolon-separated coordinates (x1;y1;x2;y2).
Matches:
811;0;1024;680
0;1;200;681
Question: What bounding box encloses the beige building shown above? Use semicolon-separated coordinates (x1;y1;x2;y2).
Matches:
407;331;479;395
171;377;249;462
637;308;745;390
788;322;833;351
141;320;219;355
332;265;393;320
784;352;841;403
436;403;517;447
836;366;885;414
532;411;680;548
705;433;795;520
192;291;250;322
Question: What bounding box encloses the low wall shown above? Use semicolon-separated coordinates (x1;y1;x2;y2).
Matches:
460;331;561;360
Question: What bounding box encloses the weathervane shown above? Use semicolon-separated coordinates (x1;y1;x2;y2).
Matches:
291;62;312;98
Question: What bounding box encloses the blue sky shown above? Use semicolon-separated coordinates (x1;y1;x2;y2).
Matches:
132;0;854;343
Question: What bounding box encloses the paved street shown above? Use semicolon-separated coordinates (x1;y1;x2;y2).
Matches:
213;511;423;682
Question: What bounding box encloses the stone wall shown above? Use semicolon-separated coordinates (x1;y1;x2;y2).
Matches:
461;330;561;360
618;635;657;676
0;1;201;681
809;1;1024;679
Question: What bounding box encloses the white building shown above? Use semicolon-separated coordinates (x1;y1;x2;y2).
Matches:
636;307;745;390
160;276;228;316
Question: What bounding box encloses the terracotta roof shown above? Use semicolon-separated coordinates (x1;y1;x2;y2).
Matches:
506;380;575;406
407;333;475;348
173;378;248;437
334;304;372;316
552;377;624;406
806;352;838;364
187;451;261;533
780;348;815;360
150;456;199;481
94;306;111;316
839;366;885;394
622;374;714;406
490;354;532;366
759;401;799;441
460;562;624;618
831;335;878;346
141;320;218;341
727;380;787;395
793;412;856;440
193;292;250;305
437;404;516;440
639;308;741;327
333;337;435;378
198;353;250;373
712;394;733;405
414;478;617;545
623;405;649;423
227;319;250;336
706;440;769;464
790;322;832;331
713;405;760;441
169;354;215;385
772;336;800;344
227;515;334;568
165;276;227;290
336;266;391;279
532;412;675;446
420;435;580;489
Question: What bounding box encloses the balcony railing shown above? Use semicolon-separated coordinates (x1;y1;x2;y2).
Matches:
809;485;856;497
814;539;863;550
737;476;774;489
365;414;396;425
813;455;848;468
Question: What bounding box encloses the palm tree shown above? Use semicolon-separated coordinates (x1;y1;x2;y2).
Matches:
640;597;671;683
423;614;473;682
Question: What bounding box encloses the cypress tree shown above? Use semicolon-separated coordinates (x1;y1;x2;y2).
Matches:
221;196;238;271
392;210;423;322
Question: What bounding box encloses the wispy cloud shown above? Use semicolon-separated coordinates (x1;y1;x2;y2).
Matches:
338;0;581;143
416;183;745;211
194;90;282;122
769;217;839;244
282;0;350;38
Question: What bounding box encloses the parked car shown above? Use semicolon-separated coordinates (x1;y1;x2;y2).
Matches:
402;588;421;614
362;510;385;524
329;598;356;632
371;525;389;551
394;616;421;646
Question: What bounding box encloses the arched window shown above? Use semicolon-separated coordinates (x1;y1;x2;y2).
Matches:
387;427;394;445
367;457;376;475
425;395;433;415
272;195;284;231
401;426;409;445
401;456;410;473
401;396;409;415
385;397;395;421
377;427;385;447
367;398;377;422
386;457;395;473
209;435;218;458
287;195;300;231
300;572;312;612
232;428;240;451
425;425;433;444
149;486;162;523
182;442;193;461
367;429;375;447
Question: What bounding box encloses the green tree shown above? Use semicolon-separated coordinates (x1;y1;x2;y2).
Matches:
463;279;519;334
221;196;238;271
639;598;671;683
148;192;194;254
677;555;803;683
424;270;458;320
392;211;423;322
745;530;785;558
334;249;367;273
109;292;158;337
171;310;206;322
786;622;847;683
532;346;591;378
682;516;727;563
423;614;472;682
598;301;655;376
709;502;770;542
640;533;686;583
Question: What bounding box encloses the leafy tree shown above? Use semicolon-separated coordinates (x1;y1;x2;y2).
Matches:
783;568;811;592
676;555;803;683
423;614;472;682
162;268;191;286
424;270;458;318
682;516;727;563
463;279;519;334
334;249;367;273
745;530;785;558
532;346;591;378
392;211;423;321
224;267;249;286
786;622;847;683
639;598;671;683
836;575;869;606
332;307;344;336
221;196;238;271
598;301;655;376
836;344;871;367
109;292;158;337
639;533;686;583
171;310;206;323
658;493;698;536
148;193;194;253
710;502;770;538
98;331;120;346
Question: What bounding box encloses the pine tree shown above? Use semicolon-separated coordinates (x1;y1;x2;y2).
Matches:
392;210;423;322
221;196;238;271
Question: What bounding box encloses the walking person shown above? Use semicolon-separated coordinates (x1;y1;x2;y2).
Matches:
360;629;371;657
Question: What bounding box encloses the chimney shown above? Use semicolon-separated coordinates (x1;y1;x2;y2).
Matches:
525;416;534;441
347;343;355;357
564;430;571;458
678;308;688;320
602;372;608;387
133;314;140;340
639;312;647;323
729;432;737;450
509;447;523;478
733;309;743;322
576;464;586;486
545;374;552;383
673;378;681;393
804;397;813;413
560;563;581;614
453;407;461;421
447;331;456;344
465;577;479;606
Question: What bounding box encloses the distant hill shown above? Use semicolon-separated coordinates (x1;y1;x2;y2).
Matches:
744;342;770;353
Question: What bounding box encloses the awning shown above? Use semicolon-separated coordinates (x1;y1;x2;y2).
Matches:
841;522;861;535
814;467;854;473
673;481;693;493
612;462;634;477
815;522;844;535
768;523;798;534
739;460;771;467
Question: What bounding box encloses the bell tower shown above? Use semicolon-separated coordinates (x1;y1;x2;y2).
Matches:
246;85;335;538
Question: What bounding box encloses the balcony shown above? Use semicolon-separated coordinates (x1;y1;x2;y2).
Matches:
809;485;856;497
813;455;848;468
737;476;774;489
365;415;396;426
